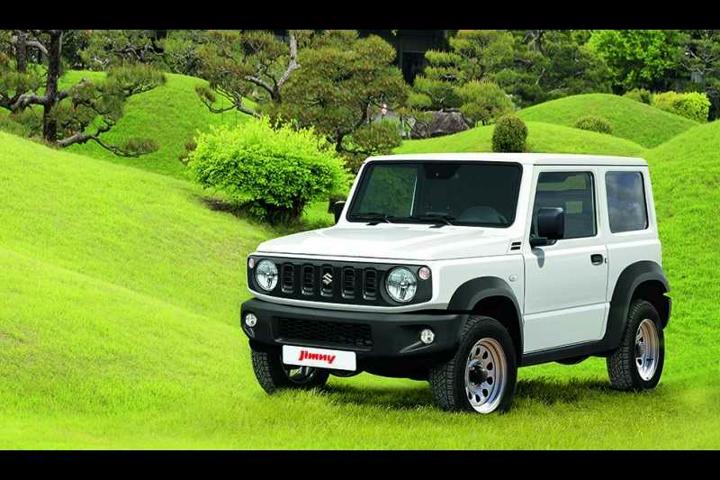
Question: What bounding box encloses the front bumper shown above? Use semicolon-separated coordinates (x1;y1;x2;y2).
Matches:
241;298;466;370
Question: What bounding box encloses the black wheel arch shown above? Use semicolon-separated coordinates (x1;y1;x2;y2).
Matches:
605;260;671;350
447;276;523;359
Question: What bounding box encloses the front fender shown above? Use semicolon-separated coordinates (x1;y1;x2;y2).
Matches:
447;276;523;355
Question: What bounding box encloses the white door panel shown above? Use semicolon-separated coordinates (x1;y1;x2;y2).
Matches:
523;303;608;353
524;243;608;314
522;167;609;354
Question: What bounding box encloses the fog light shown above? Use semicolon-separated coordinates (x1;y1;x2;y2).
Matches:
420;328;435;345
245;313;258;328
418;266;431;281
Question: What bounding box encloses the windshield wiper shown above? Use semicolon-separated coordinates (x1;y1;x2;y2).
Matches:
409;213;456;227
351;212;396;224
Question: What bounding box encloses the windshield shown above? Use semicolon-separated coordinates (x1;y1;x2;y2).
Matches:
348;161;523;227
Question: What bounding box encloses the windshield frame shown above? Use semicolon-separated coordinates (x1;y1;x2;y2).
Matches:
346;160;524;228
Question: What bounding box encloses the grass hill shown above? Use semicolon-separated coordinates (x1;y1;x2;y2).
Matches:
1;128;718;448
517;93;697;148
62;71;250;179
396;121;647;157
645;122;720;380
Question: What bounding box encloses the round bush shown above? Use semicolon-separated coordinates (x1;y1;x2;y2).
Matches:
623;88;652;104
188;117;349;225
492;114;528;153
574;115;613;134
652;91;710;122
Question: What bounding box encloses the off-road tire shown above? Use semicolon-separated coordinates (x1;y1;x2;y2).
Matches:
607;300;665;391
251;347;330;394
429;315;517;414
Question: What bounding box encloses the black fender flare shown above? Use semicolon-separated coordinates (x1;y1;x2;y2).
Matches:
604;260;670;350
447;276;524;355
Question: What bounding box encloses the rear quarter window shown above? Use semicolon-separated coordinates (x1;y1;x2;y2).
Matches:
605;171;649;233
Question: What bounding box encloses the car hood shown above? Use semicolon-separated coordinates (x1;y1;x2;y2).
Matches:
255;224;515;261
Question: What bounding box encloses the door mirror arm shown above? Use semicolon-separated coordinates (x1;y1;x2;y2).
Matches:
332;201;346;224
529;236;557;248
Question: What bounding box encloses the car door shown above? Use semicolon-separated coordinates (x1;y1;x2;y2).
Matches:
522;167;609;353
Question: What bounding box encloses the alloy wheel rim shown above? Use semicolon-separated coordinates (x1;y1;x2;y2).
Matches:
283;365;318;384
635;318;660;381
464;337;507;413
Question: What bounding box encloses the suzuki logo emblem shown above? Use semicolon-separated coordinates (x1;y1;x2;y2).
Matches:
322;272;333;286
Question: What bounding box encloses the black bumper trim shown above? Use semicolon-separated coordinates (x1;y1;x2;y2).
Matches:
240;298;466;359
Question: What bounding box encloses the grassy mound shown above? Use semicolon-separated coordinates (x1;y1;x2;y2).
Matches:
645;121;720;379
517;94;696;148
62;71;250;179
1;130;718;448
396;121;646;157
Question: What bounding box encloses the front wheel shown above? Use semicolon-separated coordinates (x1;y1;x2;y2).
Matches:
606;300;665;391
429;316;517;414
251;347;330;394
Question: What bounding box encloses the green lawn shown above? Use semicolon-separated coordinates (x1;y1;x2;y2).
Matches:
396;121;647;157
517;94;697;148
1;122;719;448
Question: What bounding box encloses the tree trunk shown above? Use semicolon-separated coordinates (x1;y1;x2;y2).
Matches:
42;31;63;143
15;30;27;73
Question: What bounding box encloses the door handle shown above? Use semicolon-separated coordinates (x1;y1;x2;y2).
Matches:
591;254;604;265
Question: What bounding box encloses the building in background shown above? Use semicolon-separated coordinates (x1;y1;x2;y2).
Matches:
359;30;449;83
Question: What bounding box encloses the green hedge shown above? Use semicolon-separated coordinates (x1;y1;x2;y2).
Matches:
623;88;652;104
652;91;710;122
188;117;349;224
574;115;613;134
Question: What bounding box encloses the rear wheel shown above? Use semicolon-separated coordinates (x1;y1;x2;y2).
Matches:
251;347;330;394
607;300;665;391
429;316;517;414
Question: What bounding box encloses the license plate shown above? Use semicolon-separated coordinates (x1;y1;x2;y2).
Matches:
282;345;356;371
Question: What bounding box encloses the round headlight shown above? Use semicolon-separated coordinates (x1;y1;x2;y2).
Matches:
255;260;278;291
385;267;418;303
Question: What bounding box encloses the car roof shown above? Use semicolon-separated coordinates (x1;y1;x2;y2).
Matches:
366;153;648;167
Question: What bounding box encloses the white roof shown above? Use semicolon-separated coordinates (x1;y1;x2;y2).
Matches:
366;152;647;167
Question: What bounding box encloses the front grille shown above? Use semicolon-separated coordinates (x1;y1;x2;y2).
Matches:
276;262;382;305
276;318;373;350
249;257;432;306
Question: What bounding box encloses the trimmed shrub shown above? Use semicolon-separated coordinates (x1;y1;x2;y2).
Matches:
652;91;710;122
342;120;402;173
574;115;613;134
624;88;652;104
188;117;349;225
492;114;528;153
459;81;514;126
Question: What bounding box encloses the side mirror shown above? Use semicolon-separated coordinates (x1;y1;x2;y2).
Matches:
332;201;346;224
530;207;565;247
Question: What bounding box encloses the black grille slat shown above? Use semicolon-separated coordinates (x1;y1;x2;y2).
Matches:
363;269;378;300
301;265;315;296
341;267;356;299
281;264;295;293
276;318;373;350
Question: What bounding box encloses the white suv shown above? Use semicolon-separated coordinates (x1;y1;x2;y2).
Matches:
241;153;671;414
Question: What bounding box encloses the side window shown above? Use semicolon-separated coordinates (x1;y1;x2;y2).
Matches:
533;171;596;239
606;171;648;233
